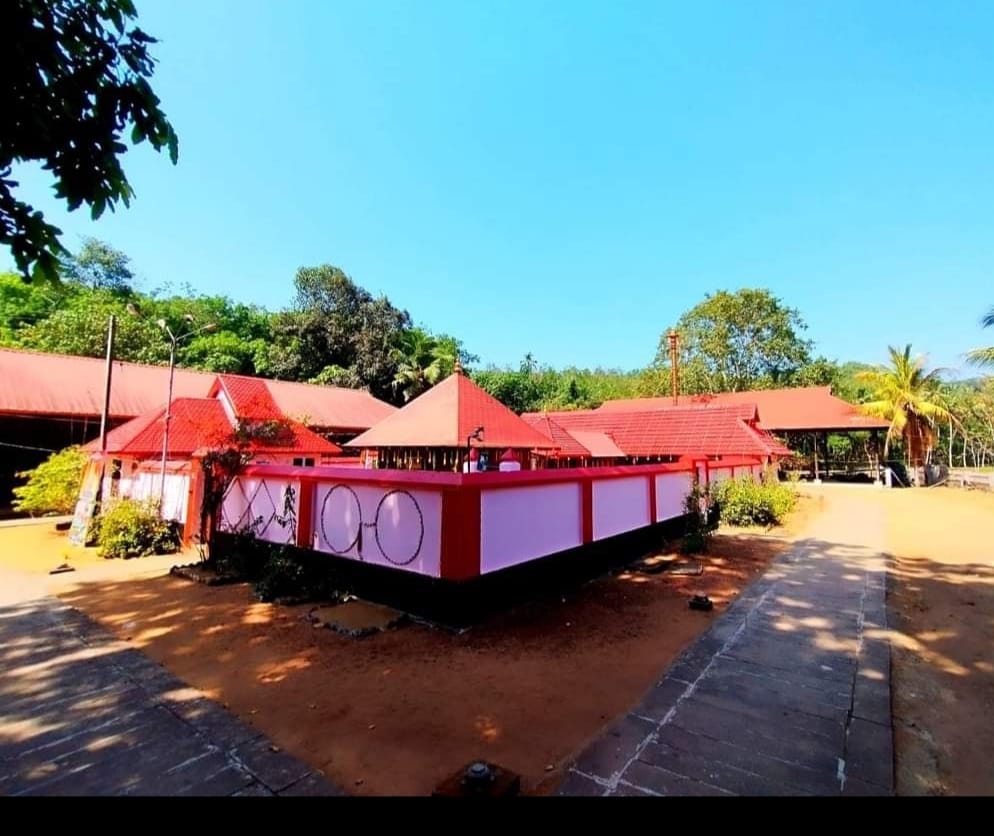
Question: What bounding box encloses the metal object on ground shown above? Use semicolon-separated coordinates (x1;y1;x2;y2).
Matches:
49;563;75;575
432;761;521;797
689;594;713;612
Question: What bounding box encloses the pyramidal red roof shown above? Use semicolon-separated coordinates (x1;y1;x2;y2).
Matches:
597;387;889;432
346;369;556;450
522;405;791;458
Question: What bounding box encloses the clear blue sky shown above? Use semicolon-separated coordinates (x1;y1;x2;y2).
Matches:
8;1;994;376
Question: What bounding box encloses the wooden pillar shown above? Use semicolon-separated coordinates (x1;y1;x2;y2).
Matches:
181;461;203;545
812;432;821;483
871;429;881;484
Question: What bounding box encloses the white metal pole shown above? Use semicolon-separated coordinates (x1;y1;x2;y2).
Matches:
99;315;116;454
159;338;177;509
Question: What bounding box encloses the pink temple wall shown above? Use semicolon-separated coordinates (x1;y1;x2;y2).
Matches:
480;483;583;573
221;475;299;545
311;483;442;577
221;458;764;581
656;472;694;521
592;476;650;540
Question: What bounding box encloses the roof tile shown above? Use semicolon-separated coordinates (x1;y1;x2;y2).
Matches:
346;371;556;450
597;387;889;431
0;347;395;430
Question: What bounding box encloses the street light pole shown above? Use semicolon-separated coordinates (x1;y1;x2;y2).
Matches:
156;318;216;510
99;315;117;455
158;330;178;508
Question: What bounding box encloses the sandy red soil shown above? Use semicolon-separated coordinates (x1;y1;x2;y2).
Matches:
883;487;994;795
6;487;993;795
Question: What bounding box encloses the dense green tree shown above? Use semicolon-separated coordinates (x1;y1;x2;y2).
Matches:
473;356;555;414
308;364;357;388
61;238;134;292
789;356;840;388
2;240;275;373
12;446;88;515
0;272;63;340
2;0;178;283
655;289;814;394
152;290;272;374
831;361;877;404
17;288;168;363
934;379;994;469
857;345;950;466
267;265;411;400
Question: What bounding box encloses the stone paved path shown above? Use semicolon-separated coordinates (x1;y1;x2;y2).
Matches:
558;487;894;796
0;576;343;796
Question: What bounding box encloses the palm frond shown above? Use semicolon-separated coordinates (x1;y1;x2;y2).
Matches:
966;346;994;368
915;401;951;421
859;400;893;419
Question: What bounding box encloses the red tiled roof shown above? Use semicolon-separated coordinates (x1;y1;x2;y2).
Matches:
597;387;889;432
522;413;591;457
346;370;556;450
0;347;395;430
260;377;396;431
568;430;627;458
98;399;236;457
523;405;791;458
522;413;628;459
209;375;282;421
92;397;341;458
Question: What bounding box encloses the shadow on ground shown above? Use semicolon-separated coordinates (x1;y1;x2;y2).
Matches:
887;552;994;796
41;528;784;796
0;595;339;796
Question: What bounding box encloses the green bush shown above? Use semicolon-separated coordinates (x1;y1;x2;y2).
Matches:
13;446;88;515
713;476;798;527
212;517;270;578
253;545;347;603
97;499;180;559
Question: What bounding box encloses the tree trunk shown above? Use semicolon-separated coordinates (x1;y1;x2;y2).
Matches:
948;417;954;468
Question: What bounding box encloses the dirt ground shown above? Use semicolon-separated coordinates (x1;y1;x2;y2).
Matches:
882;487;994;796
6;487;993;795
0;505;813;796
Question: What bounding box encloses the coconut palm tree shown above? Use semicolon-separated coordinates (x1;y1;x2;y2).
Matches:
390;328;458;402
857;345;950;468
966;306;994;368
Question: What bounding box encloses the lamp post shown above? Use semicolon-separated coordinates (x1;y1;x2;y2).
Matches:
667;330;680;406
156;316;216;508
466;425;484;473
